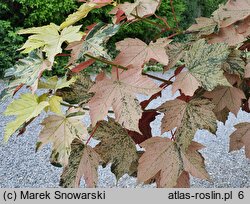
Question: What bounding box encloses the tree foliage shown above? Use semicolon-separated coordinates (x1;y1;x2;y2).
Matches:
2;0;250;188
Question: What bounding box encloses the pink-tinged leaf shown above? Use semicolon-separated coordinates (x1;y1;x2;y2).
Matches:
181;142;210;180
172;71;201;96
138;137;209;187
208;25;245;46
114;38;170;69
60;142;102;188
76;145;101;187
229;122;250;159
212;0;250;28
110;0;161;21
88;68;161;132
174;171;190;188
204;86;246;116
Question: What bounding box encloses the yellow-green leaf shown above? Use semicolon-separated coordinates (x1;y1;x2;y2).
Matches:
185;39;230;91
4;93;49;142
18;23;83;62
1;51;51;100
37;114;87;166
60;3;97;29
56;72;94;105
38;76;76;91
93;118;138;179
48;96;63;115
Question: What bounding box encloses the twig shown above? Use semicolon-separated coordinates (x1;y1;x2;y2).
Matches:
170;0;179;29
60;102;114;113
60;102;79;108
142;73;173;85
130;13;165;29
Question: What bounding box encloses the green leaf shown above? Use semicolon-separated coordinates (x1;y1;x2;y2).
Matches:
38;93;63;115
93;118;138;179
175;98;217;151
18;23;83;62
2;51;51;100
60;141;101;188
37;114;87;166
38;76;76;91
4;93;49;141
66;23;120;62
56;72;94;105
60;3;97;29
185;39;230;91
48;96;63;115
223;49;245;77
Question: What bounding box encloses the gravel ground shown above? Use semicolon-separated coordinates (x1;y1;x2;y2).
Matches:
0;72;250;188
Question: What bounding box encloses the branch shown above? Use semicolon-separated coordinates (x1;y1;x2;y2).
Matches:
60;102;114;113
130;13;166;29
142;73;173;85
84;53;128;70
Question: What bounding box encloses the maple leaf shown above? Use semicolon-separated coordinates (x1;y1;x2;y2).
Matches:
157;98;217;150
224;73;242;86
174;171;190;188
214;107;230;124
60;141;101;187
237;16;250;38
181;142;210;180
56;72;94;106
172;71;201;96
110;0;161;21
137;137;182;187
36;113;87;166
38;93;64;115
38;76;76;92
185;39;230;91
157;99;187;133
138;137;209;187
212;0;250;28
4;93;49;142
60;2;96;29
88;69;160;132
204;86;246;116
229;122;250;158
164;42;185;71
48;96;63;115
2;51;51;100
222;50;245;77
66;23;119;63
208;25;246;46
93;118;138;179
60;1;113;29
18;23;83;62
187;17;218;36
114;38;170;69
